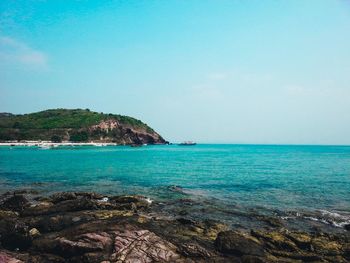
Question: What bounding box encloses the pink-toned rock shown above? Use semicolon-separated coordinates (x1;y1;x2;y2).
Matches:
111;229;181;262
0;251;24;263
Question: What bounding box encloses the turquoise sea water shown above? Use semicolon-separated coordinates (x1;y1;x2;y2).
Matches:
1;144;350;231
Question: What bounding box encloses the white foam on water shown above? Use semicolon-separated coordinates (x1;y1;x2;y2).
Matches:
332;220;350;228
145;197;153;204
299;209;350;229
304;216;330;225
280;216;293;220
97;197;109;202
319;209;350;220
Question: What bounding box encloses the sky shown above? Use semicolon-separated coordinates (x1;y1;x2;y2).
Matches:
1;0;350;144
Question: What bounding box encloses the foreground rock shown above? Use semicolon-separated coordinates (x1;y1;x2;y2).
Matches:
0;192;349;262
215;231;265;257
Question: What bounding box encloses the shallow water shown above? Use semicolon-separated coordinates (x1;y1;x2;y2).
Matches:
1;144;350;231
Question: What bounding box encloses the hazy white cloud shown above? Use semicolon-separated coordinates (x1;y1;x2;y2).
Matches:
0;36;48;69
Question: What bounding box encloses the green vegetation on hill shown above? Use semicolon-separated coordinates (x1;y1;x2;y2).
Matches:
0;109;152;130
0;109;164;144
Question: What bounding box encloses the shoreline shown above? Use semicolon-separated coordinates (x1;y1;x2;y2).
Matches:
0;190;349;262
0;141;168;147
0;141;119;147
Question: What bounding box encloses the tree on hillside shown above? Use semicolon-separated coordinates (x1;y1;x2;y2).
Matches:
51;135;62;143
69;131;88;142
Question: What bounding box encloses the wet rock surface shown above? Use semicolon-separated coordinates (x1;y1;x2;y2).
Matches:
215;231;265;257
0;191;349;262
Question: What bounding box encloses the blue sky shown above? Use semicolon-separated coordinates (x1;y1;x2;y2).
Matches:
1;0;350;144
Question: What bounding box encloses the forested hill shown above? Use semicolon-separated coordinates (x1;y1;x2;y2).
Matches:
0;109;167;145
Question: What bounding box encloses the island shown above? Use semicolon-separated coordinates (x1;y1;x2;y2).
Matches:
0;109;167;146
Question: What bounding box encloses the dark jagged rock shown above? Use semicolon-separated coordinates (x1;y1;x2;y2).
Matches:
50;198;97;213
241;255;269;263
0;191;349;262
0;217;32;250
32;214;92;233
49;192;77;203
0;195;29;212
201;219;228;240
48;192;104;204
21;201;55;216
285;232;312;250
22;197;98;216
177;217;197;225
270;250;323;261
251;230;299;251
310;236;343;256
344;224;350;231
0;209;18;219
55;232;113;257
110;195;151;210
178;242;213;258
215;231;265;257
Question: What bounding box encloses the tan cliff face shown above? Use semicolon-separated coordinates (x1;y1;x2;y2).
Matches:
88;119;165;144
91;119;120;132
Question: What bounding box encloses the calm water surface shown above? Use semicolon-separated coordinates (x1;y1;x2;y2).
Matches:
1;144;349;230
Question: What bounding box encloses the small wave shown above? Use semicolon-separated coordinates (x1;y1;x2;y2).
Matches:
279;209;350;229
332;221;350;228
317;210;350;228
319;209;350;220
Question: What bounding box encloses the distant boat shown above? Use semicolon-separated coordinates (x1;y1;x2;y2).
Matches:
178;141;196;146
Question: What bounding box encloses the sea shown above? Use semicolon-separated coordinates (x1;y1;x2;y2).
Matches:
1;144;349;233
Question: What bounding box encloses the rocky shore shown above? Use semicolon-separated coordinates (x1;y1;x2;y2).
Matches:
0;191;349;263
